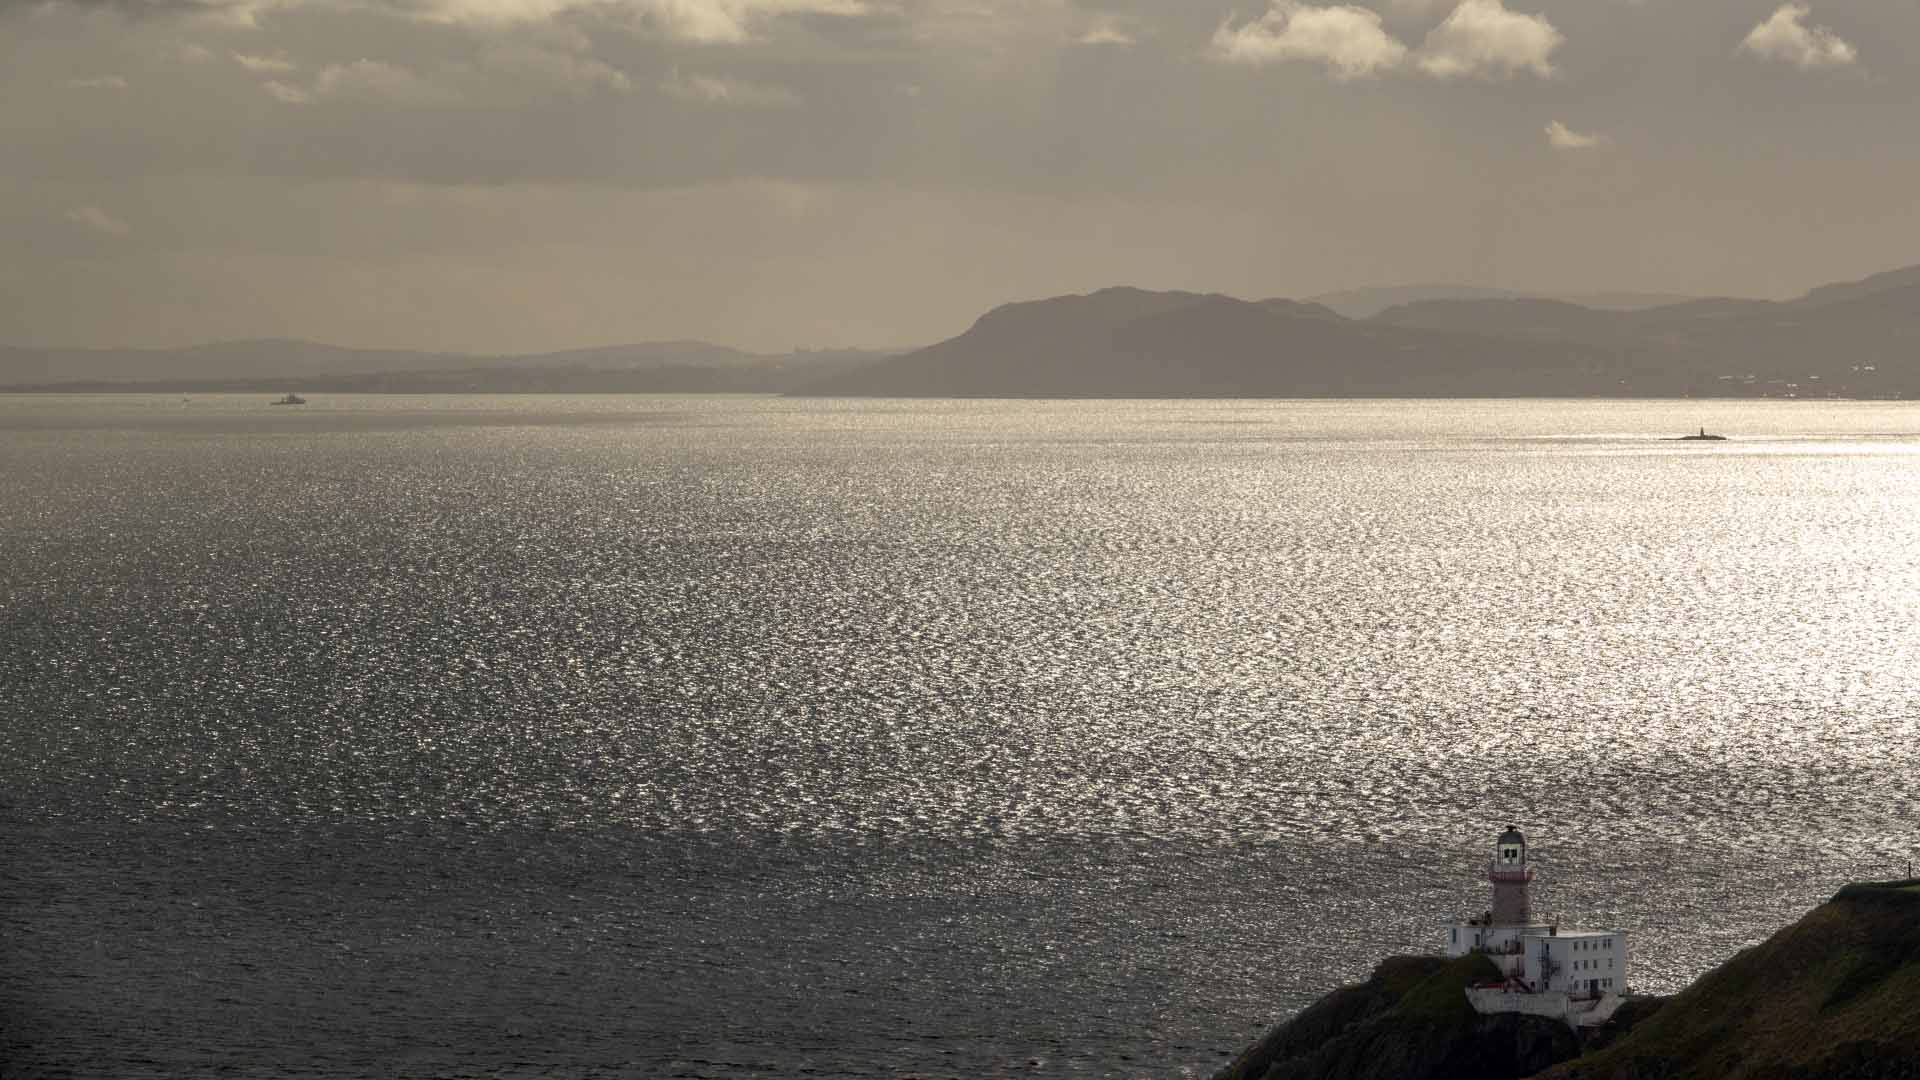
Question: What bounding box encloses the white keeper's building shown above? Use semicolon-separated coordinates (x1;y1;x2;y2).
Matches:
1444;826;1630;1027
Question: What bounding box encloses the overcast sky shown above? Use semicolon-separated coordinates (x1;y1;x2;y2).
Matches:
3;0;1916;351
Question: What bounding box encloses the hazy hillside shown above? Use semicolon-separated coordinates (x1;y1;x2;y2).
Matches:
1310;285;1699;320
1372;298;1636;344
0;340;467;385
802;288;1689;398
492;340;793;371
0;340;891;393
808;263;1920;398
1794;264;1920;310
804;287;1657;397
1369;266;1920;395
11;261;1917;398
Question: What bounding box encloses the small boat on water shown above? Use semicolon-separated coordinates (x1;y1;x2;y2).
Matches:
271;393;307;406
1673;427;1726;441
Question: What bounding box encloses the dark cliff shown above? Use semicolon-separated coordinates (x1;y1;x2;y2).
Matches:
1212;954;1598;1080
1540;880;1920;1079
1216;879;1920;1080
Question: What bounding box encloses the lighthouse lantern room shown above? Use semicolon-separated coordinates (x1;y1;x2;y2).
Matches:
1489;825;1534;924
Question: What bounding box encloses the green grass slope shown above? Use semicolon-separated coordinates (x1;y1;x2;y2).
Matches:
1541;880;1920;1079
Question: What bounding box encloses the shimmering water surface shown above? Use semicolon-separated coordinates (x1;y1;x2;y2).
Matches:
4;395;1919;1078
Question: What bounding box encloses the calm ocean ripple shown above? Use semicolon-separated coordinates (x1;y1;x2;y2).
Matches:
3;395;1919;1077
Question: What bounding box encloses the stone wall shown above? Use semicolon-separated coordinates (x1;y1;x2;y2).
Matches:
1465;989;1627;1029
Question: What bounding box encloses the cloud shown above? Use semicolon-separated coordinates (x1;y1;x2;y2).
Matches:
1212;3;1408;80
1076;17;1134;46
5;0;870;37
265;59;457;105
1211;0;1561;82
0;0;253;20
65;206;132;235
186;0;282;29
1545;120;1600;149
895;0;1071;48
263;80;311;103
661;68;800;107
479;43;631;95
1415;0;1561;79
233;52;296;72
636;0;870;42
402;0;868;36
61;75;130;88
1740;3;1856;69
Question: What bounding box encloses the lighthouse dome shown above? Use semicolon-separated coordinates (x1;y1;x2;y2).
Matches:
1497;826;1525;846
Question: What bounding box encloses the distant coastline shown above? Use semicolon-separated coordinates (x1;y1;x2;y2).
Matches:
804;263;1920;399
0;342;893;396
7;262;1919;399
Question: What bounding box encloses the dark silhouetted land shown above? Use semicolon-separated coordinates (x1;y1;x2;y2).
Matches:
1213;878;1920;1080
807;262;1920;398
8;263;1919;398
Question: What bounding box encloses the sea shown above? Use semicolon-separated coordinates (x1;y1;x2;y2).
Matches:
3;394;1918;1079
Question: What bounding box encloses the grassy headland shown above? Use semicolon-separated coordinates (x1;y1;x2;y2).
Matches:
1216;880;1920;1080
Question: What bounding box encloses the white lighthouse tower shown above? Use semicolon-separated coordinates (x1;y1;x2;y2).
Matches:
1444;825;1548;981
1490;825;1533;925
1444;825;1631;1028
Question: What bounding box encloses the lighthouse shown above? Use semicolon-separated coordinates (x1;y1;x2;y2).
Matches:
1444;825;1632;1028
1489;825;1533;925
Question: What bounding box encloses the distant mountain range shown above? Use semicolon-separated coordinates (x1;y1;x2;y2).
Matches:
7;263;1918;398
0;340;888;393
806;263;1920;398
1306;284;1699;320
